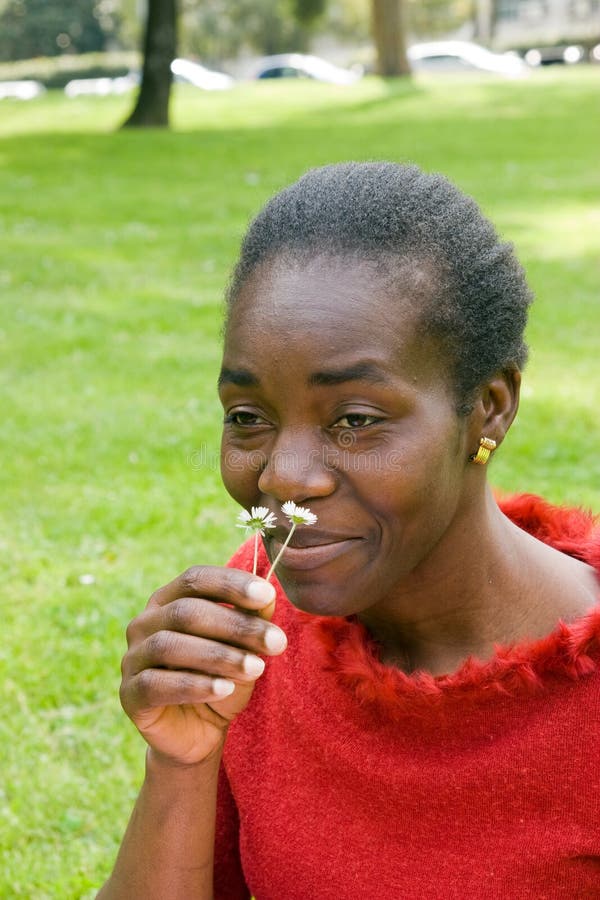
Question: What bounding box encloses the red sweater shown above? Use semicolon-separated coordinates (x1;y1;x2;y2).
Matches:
214;495;600;899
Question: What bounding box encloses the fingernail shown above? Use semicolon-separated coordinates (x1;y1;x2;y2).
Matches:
247;580;276;605
264;627;287;654
212;678;235;696
243;655;266;677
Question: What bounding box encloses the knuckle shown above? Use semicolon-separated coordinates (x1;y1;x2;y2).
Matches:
203;640;236;668
145;630;177;663
148;579;163;599
118;680;129;711
173;671;200;695
168;597;196;632
229;612;265;643
133;668;159;702
147;587;164;607
180;565;208;593
119;676;137;713
125;616;143;647
180;564;246;599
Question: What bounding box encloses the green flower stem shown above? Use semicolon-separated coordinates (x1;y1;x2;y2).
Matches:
253;532;259;575
265;523;298;582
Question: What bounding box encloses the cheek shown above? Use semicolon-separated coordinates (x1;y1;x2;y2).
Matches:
360;441;466;535
220;440;262;506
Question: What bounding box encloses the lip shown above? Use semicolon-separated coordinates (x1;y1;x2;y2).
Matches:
268;535;361;571
271;528;358;549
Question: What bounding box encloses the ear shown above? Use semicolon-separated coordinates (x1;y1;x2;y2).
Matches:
468;369;521;453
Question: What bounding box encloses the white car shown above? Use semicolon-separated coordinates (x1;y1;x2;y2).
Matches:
254;54;361;86
0;80;45;100
408;41;528;78
65;73;138;97
523;44;585;66
170;58;233;90
65;60;232;98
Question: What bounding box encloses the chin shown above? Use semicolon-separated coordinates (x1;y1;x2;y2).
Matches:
274;572;362;618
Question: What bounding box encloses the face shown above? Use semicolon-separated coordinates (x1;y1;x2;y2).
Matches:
219;255;479;619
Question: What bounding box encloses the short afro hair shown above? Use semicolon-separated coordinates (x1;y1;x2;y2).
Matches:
227;162;533;410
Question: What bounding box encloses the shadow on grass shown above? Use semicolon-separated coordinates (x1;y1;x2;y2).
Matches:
323;75;423;115
2;109;598;217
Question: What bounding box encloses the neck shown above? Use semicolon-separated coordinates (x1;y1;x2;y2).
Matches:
358;487;596;676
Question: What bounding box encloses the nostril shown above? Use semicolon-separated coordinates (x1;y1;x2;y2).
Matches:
257;445;337;500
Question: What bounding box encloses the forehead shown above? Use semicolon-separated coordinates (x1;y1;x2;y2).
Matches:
221;255;447;389
226;254;434;348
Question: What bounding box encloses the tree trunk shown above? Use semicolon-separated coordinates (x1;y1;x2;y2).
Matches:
473;0;498;45
122;0;177;129
371;0;411;77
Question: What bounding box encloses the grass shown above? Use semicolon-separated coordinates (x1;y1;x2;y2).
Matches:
1;67;599;897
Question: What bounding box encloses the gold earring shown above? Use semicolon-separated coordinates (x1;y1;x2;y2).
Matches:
470;437;497;465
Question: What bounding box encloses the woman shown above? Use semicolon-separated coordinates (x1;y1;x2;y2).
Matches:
99;163;600;899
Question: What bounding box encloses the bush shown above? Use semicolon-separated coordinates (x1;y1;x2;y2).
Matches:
0;51;139;89
0;0;121;61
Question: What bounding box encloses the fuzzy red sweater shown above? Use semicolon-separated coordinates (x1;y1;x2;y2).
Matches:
214;495;600;899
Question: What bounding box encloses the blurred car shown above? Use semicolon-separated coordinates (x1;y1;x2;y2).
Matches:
170;58;233;90
0;80;45;100
523;45;585;66
65;60;232;98
65;73;138;97
407;41;528;78
254;54;361;86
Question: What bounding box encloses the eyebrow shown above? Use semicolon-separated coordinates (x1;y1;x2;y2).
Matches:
218;368;259;388
218;362;393;389
308;362;393;387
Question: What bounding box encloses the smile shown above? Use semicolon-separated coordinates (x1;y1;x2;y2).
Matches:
269;537;361;571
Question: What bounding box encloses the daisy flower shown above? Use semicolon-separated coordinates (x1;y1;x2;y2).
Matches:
236;506;277;574
266;500;318;582
281;500;318;526
236;506;278;535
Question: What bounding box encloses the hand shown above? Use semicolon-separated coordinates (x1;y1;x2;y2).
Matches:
119;566;287;766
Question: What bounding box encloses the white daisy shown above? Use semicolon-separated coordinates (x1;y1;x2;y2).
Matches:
281;500;318;526
236;506;278;576
265;501;318;582
236;506;278;535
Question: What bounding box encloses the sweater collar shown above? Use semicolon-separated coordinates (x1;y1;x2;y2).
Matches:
276;494;600;710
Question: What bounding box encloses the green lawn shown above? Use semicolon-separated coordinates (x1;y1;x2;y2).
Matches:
1;68;599;897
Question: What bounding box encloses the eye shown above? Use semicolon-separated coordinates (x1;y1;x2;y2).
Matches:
332;413;381;429
223;411;268;427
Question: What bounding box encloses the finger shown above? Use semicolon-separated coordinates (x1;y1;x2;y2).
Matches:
149;566;276;612
127;598;288;657
128;631;267;682
124;668;236;712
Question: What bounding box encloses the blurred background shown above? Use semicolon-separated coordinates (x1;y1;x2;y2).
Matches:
1;0;600;102
1;1;599;896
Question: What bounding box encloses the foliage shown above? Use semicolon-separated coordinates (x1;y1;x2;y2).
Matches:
0;69;599;895
322;0;371;43
408;0;473;38
179;0;315;61
0;0;122;61
0;0;478;70
0;50;138;88
293;0;327;24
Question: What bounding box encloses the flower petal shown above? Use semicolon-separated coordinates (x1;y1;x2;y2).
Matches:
281;501;318;525
236;506;278;534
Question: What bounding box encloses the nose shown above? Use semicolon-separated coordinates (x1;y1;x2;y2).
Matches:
257;428;337;504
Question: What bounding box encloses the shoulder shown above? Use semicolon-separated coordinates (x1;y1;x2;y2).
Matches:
498;492;599;567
